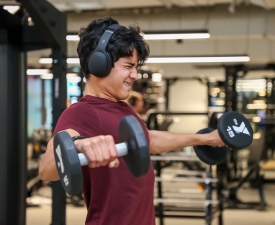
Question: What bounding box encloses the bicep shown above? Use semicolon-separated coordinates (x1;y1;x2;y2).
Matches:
46;129;80;152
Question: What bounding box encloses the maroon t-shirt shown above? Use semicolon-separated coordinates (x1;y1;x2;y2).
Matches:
54;95;156;225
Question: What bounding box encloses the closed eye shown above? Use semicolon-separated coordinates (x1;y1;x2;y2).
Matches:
124;62;136;69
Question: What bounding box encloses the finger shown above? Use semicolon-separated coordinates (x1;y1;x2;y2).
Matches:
84;146;96;168
90;137;104;167
99;136;112;166
105;135;118;161
109;158;120;168
81;141;97;168
88;150;97;168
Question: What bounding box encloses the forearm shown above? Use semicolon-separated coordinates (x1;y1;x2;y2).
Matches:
149;130;210;154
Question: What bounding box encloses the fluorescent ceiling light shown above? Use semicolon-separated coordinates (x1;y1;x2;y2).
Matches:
39;58;80;64
27;69;50;75
39;55;250;65
67;35;79;41
67;58;80;64
142;33;210;40
146;56;250;63
3;5;20;14
39;58;52;64
66;30;210;41
41;73;80;80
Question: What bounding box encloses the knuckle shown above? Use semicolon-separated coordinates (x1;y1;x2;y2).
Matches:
103;155;111;162
86;155;95;163
110;150;117;158
90;138;98;145
81;142;90;151
96;157;104;163
98;135;105;142
105;135;114;143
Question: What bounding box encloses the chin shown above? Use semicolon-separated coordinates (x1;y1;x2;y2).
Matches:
119;93;130;101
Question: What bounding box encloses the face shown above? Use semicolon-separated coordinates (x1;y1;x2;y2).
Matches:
99;49;139;101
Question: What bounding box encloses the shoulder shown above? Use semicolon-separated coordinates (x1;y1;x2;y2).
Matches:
63;101;95;116
70;99;92;110
54;101;99;136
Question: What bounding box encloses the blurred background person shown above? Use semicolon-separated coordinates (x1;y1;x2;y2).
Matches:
126;91;146;120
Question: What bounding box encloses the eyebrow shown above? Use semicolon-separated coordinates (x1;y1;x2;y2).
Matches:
124;62;136;66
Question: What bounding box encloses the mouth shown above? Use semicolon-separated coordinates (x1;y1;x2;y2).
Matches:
123;81;131;88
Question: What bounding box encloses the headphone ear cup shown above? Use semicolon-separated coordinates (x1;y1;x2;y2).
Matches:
88;51;112;77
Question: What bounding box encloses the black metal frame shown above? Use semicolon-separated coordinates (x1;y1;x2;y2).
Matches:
154;163;221;225
0;10;28;224
218;64;275;211
20;1;68;224
1;1;67;224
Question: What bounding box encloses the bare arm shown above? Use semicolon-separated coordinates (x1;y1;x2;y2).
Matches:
149;129;224;154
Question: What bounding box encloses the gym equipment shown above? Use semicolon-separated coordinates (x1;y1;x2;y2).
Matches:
54;115;150;195
194;111;253;165
87;24;124;77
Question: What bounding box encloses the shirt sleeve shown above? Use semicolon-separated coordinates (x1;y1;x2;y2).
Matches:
53;102;100;138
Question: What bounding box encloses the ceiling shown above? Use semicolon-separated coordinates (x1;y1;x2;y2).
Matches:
1;0;275;78
1;0;275;12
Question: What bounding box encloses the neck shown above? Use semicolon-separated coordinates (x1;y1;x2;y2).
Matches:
84;77;118;102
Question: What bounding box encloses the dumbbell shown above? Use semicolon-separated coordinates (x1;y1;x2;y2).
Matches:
194;111;253;165
53;115;150;195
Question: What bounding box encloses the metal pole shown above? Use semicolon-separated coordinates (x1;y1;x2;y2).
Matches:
0;28;27;225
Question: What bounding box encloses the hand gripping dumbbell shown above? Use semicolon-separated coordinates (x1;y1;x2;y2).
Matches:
194;111;253;165
53;115;150;195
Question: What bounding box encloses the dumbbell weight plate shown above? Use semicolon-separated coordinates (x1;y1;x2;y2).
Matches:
217;111;253;150
194;128;228;165
54;131;82;195
119;116;150;177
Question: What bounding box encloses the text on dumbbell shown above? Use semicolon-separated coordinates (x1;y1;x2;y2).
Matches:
227;126;235;138
55;145;65;173
63;175;69;186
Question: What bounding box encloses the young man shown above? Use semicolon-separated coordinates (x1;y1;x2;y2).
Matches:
39;17;224;225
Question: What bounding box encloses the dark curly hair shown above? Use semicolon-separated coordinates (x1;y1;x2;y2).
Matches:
77;17;150;79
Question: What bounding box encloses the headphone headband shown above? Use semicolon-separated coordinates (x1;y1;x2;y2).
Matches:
95;24;122;52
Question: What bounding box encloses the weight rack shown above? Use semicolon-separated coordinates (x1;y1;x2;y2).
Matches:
152;153;223;225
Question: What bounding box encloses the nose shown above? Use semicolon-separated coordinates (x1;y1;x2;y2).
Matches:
130;68;138;81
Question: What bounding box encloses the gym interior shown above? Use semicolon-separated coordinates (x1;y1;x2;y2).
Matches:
1;0;275;225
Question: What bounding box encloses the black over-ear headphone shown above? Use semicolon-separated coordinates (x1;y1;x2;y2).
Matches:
87;24;123;77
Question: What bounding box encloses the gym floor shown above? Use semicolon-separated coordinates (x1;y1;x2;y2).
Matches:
27;177;275;225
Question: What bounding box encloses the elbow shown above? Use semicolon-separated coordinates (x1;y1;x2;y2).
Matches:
150;147;161;155
38;159;59;181
38;162;47;181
